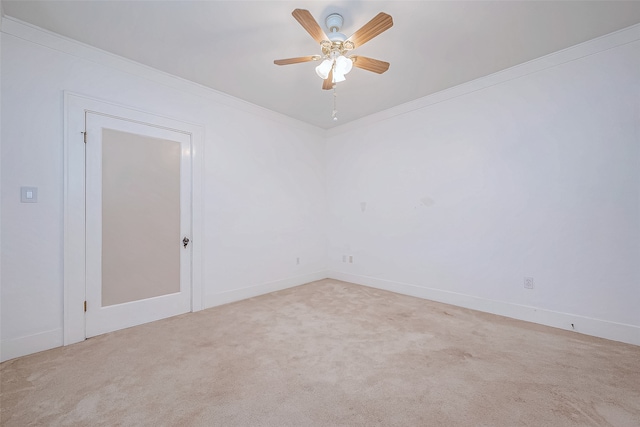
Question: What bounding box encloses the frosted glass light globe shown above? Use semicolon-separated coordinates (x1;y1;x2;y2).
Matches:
334;55;353;75
315;59;333;80
332;71;346;83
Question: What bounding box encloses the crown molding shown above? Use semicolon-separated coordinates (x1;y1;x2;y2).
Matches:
3;15;640;140
326;23;640;138
1;16;326;137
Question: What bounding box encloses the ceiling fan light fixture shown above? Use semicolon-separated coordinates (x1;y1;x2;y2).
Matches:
334;55;353;75
332;71;346;83
315;59;333;79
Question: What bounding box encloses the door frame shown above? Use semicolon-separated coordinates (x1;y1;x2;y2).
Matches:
63;92;204;345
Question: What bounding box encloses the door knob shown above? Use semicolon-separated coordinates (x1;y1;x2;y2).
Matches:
182;237;190;248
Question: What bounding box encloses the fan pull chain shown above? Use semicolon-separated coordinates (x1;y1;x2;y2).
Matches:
332;86;338;121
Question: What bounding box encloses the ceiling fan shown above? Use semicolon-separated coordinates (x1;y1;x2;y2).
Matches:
274;9;393;90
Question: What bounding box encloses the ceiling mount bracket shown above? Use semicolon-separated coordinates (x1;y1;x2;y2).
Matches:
325;13;344;33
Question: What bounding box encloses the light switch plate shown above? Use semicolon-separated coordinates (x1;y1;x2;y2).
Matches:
21;187;38;203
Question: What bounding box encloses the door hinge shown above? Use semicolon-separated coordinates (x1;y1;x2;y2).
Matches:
82;131;87;143
84;300;87;312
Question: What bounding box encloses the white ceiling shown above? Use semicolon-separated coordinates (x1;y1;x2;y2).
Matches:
4;1;640;129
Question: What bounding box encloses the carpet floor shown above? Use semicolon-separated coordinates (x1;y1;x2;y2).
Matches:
1;279;639;426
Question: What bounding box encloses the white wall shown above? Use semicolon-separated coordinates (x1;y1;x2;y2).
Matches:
1;18;327;361
326;35;640;345
2;16;639;360
0;1;4;362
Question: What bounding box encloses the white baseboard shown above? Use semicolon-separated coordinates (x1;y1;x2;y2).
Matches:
1;329;63;362
2;272;329;362
328;271;640;347
5;271;635;362
205;270;329;308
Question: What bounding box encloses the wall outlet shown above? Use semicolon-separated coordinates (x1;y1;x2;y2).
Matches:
349;255;353;264
524;277;534;289
296;257;300;265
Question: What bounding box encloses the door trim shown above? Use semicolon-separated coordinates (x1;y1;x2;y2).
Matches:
63;92;204;345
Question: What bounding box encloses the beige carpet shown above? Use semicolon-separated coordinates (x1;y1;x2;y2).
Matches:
1;279;639;426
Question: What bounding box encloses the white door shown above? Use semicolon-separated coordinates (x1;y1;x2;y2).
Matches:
85;112;192;337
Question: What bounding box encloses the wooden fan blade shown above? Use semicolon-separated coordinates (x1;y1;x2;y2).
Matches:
292;9;328;44
346;12;393;48
351;56;390;74
274;55;321;65
322;69;334;90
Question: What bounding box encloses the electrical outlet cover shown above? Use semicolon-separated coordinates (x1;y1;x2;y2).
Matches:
524;277;534;289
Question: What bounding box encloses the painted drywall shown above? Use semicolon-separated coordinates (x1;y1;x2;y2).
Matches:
0;2;4;362
0;19;327;361
2;16;639;360
326;37;640;344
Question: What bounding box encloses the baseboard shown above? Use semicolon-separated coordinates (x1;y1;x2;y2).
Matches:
1;272;328;362
328;271;640;347
1;329;63;362
5;272;634;363
205;270;329;308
